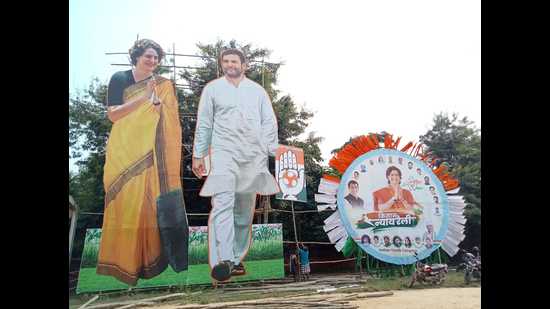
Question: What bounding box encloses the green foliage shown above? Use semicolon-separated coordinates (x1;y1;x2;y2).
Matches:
80;229;102;268
79;225;284;267
189;231;207;244
69;79;112;268
186;225;283;264
253;225;283;241
187;243;207;265
419;113;481;249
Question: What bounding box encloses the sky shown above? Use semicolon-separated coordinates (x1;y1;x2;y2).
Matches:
70;0;480;171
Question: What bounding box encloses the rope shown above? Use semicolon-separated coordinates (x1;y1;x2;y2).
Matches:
79;207;330;216
271;209;333;214
283;241;333;245
310;258;356;264
283;257;356;266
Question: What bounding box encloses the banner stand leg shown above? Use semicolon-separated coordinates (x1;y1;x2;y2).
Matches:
291;201;301;281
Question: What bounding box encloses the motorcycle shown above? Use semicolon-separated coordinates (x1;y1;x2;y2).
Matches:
409;252;448;287
457;249;481;284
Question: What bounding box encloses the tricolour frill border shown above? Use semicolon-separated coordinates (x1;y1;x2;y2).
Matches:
315;133;465;258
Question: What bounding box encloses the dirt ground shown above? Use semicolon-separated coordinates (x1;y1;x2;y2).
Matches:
149;287;480;309
350;287;481;309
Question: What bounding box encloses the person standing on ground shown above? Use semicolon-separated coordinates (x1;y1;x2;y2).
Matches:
289;252;299;282
298;243;311;281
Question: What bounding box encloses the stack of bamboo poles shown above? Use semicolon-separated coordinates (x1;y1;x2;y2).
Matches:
78;275;393;309
79;291;393;309
79;293;185;309
218;275;368;295
172;291;393;309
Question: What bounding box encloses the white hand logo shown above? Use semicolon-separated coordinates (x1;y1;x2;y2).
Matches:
277;150;305;200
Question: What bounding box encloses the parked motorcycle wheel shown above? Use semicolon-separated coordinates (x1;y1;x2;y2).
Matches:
474;271;481;280
440;273;447;285
465;271;472;284
434;273;442;285
409;273;417;288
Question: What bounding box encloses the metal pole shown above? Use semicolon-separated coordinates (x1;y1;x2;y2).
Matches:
261;57;265;88
291;201;299;246
437;247;442;264
172;43;176;82
290;201;301;281
69;198;79;269
216;55;220;78
263;196;270;224
358;252;363;279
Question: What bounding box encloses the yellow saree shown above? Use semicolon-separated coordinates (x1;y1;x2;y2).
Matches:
97;76;188;286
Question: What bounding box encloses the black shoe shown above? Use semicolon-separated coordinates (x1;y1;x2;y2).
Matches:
231;263;246;276
211;260;233;281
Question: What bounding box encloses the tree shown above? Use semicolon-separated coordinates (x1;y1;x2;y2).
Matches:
68;79;112;269
419;112;481;249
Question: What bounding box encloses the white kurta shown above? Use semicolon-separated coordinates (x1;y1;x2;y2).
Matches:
193;77;280;196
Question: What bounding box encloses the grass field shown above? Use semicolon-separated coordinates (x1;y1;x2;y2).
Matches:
187;239;283;264
76;258;284;294
77;224;284;294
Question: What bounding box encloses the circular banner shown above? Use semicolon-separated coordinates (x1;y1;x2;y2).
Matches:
337;148;449;264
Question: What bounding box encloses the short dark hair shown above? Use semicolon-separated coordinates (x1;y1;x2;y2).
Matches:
128;39;165;66
220;48;247;65
348;180;359;188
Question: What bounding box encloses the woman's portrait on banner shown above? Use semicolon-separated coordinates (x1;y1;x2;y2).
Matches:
336;149;449;265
